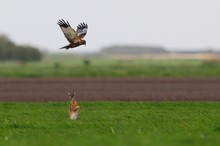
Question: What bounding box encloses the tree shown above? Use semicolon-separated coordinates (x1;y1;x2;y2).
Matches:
0;35;43;61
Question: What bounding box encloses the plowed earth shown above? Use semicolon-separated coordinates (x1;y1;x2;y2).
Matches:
0;78;220;102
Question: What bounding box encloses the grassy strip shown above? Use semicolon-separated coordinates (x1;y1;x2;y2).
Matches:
0;102;220;146
0;58;220;77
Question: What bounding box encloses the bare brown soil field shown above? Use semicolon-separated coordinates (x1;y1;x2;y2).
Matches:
0;78;220;102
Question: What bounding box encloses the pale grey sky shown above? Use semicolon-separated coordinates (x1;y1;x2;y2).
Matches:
0;0;220;53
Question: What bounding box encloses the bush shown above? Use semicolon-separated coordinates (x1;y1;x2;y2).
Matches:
83;59;91;67
54;62;61;69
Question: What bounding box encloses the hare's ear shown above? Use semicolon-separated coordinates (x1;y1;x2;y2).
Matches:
72;92;76;101
68;91;73;99
68;91;76;101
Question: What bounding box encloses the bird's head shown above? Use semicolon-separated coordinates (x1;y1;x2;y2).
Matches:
81;40;86;45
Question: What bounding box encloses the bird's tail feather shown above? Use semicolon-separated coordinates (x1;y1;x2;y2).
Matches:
59;44;70;50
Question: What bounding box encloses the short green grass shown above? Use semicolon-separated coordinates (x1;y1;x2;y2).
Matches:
1;102;220;146
1;54;220;77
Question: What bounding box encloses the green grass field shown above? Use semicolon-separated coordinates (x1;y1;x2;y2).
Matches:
0;54;220;77
1;102;220;146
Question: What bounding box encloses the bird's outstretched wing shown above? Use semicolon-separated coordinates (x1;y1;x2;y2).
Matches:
57;19;79;43
77;22;88;39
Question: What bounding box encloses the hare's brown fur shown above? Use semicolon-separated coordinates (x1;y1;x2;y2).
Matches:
68;91;80;120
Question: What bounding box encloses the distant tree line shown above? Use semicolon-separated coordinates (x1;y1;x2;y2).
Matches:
0;35;43;62
101;45;169;55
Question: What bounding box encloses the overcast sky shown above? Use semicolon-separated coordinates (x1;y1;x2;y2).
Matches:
0;0;220;53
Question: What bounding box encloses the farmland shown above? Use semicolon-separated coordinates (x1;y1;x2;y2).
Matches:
1;78;220;102
1;54;220;146
1;102;220;146
1;77;220;145
0;54;220;77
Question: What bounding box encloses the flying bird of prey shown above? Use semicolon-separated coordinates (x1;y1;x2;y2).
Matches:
57;19;88;49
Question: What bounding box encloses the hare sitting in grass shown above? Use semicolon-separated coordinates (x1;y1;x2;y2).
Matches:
68;91;80;120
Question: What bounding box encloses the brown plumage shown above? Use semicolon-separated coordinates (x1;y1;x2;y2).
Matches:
57;19;88;50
